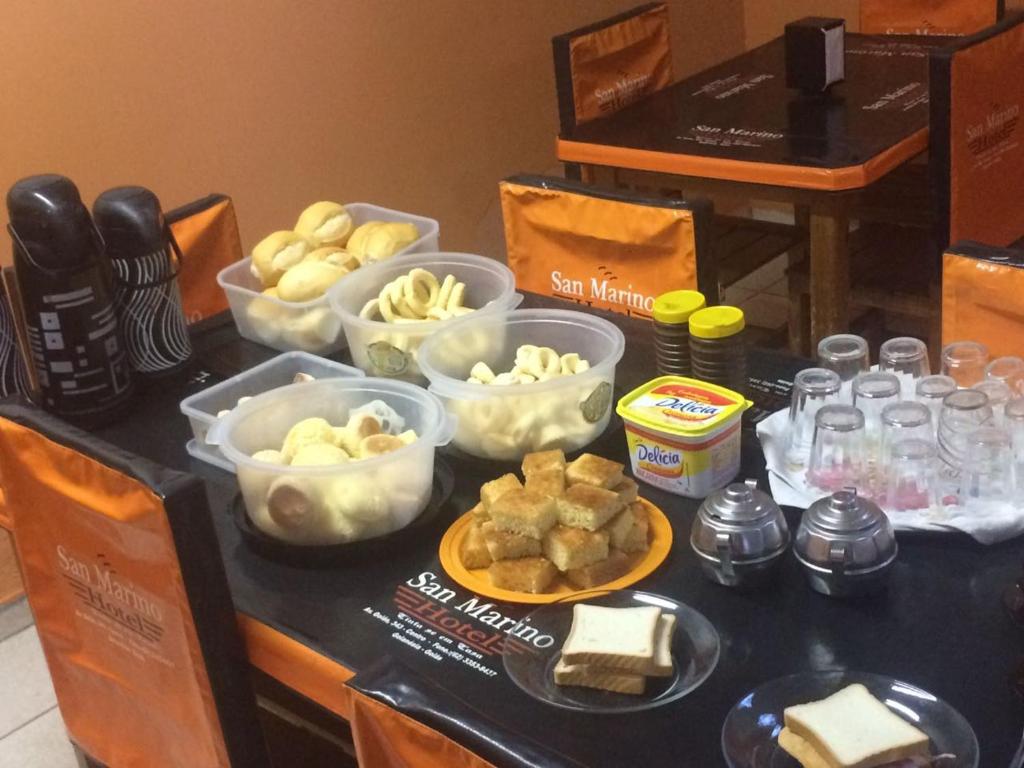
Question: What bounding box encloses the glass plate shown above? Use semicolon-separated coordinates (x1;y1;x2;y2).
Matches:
502;589;720;713
721;670;979;768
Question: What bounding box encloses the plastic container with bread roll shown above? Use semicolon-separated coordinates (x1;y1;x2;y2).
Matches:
179;351;364;472
327;251;521;383
417;309;625;461
209;377;455;545
217;203;440;354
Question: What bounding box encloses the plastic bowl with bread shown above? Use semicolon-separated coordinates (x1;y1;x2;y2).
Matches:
328;251;521;383
418;309;625;461
210;377;455;545
218;203;439;354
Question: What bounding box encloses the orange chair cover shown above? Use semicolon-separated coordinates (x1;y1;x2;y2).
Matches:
861;0;998;36
942;243;1024;356
500;176;713;318
168;194;242;323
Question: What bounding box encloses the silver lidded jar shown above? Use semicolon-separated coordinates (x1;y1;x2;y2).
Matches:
794;488;897;597
690;479;790;588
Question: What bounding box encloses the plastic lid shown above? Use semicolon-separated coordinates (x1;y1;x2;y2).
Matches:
93;186;167;259
616;375;751;438
652;290;706;325
688;306;745;339
7;174;98;270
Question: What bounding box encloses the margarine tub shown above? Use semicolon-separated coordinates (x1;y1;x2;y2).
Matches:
616;376;751;499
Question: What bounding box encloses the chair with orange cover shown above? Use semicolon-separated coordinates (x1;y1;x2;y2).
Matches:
552;5;807;345
0;399;270;768
942;241;1024;356
860;0;1002;36
167;193;243;324
499;174;716;316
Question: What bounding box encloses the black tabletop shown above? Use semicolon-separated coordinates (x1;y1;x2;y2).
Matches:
92;301;1024;767
560;34;950;179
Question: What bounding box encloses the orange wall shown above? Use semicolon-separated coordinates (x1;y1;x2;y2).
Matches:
743;0;861;48
0;1;745;264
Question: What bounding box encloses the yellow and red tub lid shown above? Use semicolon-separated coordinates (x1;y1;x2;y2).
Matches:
616;376;751;439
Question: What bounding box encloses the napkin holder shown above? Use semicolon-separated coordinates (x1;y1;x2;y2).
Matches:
785;17;845;94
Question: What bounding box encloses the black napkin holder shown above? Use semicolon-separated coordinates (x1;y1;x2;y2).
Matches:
785;17;846;93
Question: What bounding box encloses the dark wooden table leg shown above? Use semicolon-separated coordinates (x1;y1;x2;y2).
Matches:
809;200;850;347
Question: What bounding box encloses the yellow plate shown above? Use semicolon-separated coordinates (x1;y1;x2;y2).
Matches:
438;498;673;605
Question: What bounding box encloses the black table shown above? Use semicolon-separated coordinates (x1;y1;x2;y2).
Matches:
558;32;951;346
94;300;1023;766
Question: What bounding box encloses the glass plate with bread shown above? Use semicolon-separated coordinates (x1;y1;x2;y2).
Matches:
502;589;720;713
722;670;979;768
438;450;672;604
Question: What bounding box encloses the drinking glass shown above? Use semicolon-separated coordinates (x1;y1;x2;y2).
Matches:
1007;397;1024;498
936;389;994;495
817;334;869;401
807;405;867;493
785;368;841;468
915;374;957;436
883;437;940;512
879;401;932;469
879;337;930;390
985;356;1024;396
960;426;1014;509
852;372;901;453
972;379;1013;426
941;341;989;388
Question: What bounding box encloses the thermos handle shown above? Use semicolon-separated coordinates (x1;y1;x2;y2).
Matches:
109;224;185;290
7;219;107;279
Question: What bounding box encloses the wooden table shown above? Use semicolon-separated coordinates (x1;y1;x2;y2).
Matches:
558;33;951;345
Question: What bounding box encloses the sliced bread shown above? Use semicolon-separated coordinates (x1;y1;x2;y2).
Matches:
560;604;661;672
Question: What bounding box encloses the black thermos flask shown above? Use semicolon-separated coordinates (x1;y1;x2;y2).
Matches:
6;174;133;418
94;187;193;376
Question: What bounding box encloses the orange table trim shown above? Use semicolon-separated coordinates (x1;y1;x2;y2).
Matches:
556;127;930;191
237;614;355;720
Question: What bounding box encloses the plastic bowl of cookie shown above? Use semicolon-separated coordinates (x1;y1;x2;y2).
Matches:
327;251;521;383
209;377;456;545
418;308;626;462
217;203;440;355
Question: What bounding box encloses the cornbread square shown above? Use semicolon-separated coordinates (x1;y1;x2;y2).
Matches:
480;473;523;510
522;449;566;477
566;550;633;589
459;522;492;569
524;468;565;498
620;502;650;554
612;477;639;506
490;489;558;539
556;484;623;531
543;525;609;571
482;521;542;561
469;501;489;521
604;506;637;549
488;557;557;594
553;658;645;695
565;453;624;489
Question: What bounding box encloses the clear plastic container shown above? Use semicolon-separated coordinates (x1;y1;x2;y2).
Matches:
210;378;455;545
417;309;625;461
179;351;364;472
328;252;520;383
217;203;440;354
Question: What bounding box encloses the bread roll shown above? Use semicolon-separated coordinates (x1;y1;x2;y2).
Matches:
291;444;350;466
251;230;312;287
281;417;336;461
294;201;353;247
304;247;360;272
276;260;347;302
347;221;419;263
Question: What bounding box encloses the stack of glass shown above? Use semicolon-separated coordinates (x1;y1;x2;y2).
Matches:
785;335;1024;513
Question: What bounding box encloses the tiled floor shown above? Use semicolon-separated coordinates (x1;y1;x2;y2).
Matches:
723;253;791;334
0;599;78;768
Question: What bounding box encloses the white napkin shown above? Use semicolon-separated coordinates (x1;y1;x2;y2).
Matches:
756;406;1024;544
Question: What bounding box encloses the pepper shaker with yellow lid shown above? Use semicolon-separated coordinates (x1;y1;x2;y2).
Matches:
652;289;705;377
689;305;747;396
